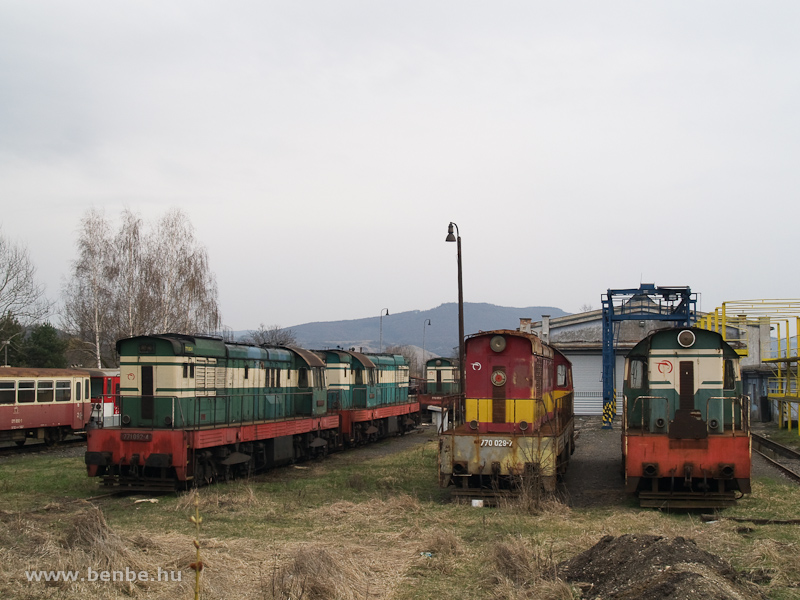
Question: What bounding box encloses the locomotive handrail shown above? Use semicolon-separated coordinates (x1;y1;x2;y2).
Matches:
705;395;749;436
630;395;670;434
119;383;412;431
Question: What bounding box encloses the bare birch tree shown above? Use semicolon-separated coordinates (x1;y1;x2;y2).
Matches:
111;208;148;339
62;209;114;367
0;229;50;326
147;208;221;334
63;207;222;367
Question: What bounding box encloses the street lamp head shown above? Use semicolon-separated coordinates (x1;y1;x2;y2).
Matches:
445;222;457;242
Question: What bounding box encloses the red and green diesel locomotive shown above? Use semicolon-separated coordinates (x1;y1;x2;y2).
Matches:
439;321;575;493
85;334;418;489
622;327;751;508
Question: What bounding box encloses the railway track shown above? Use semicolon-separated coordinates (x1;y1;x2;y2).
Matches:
752;433;800;484
0;436;85;458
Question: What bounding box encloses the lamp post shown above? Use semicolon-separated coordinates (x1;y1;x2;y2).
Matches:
422;319;431;383
379;308;389;352
445;222;465;423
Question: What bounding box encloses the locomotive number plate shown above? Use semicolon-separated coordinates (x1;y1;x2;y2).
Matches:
121;432;152;442
480;439;513;448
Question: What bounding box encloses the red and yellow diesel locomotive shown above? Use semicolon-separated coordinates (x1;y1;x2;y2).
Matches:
439;321;575;493
622;327;751;508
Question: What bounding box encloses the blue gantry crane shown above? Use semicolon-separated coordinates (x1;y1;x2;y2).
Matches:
601;284;697;428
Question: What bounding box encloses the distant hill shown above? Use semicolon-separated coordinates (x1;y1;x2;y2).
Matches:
239;303;568;357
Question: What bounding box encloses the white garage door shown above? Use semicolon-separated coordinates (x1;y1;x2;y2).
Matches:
566;353;625;416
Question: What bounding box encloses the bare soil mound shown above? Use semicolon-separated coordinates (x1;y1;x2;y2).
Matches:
558;534;765;600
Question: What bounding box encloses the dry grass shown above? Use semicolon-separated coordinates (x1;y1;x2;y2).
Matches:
2;429;799;600
486;537;574;600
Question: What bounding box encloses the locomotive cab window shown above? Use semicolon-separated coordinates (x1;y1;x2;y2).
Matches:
723;359;736;390
298;368;308;388
0;382;14;404
629;359;647;390
557;364;567;387
314;367;326;389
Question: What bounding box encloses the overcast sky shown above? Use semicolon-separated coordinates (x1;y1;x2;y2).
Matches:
2;2;798;331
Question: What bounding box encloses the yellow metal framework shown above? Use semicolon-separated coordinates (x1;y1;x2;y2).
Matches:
696;300;800;436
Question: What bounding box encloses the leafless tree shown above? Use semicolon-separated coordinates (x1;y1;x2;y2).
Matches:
62;207;222;367
245;323;297;346
0;229;51;326
61;209;114;367
110;208;148;339
147;208;221;334
580;303;594;313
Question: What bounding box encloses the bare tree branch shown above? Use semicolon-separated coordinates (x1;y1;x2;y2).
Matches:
0;229;51;325
244;323;297;346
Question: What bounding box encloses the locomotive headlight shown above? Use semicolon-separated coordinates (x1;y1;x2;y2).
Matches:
489;335;506;353
469;420;479;430
677;330;696;348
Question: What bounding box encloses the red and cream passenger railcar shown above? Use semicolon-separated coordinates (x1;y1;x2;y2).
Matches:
0;367;92;446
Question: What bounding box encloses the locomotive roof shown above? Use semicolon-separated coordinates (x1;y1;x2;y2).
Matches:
116;333;228;357
313;349;377;369
628;326;739;357
467;328;563;360
116;334;327;367
286;346;326;368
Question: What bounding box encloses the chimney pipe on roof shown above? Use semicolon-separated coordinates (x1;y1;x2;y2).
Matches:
519;318;531;334
542;315;550;344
